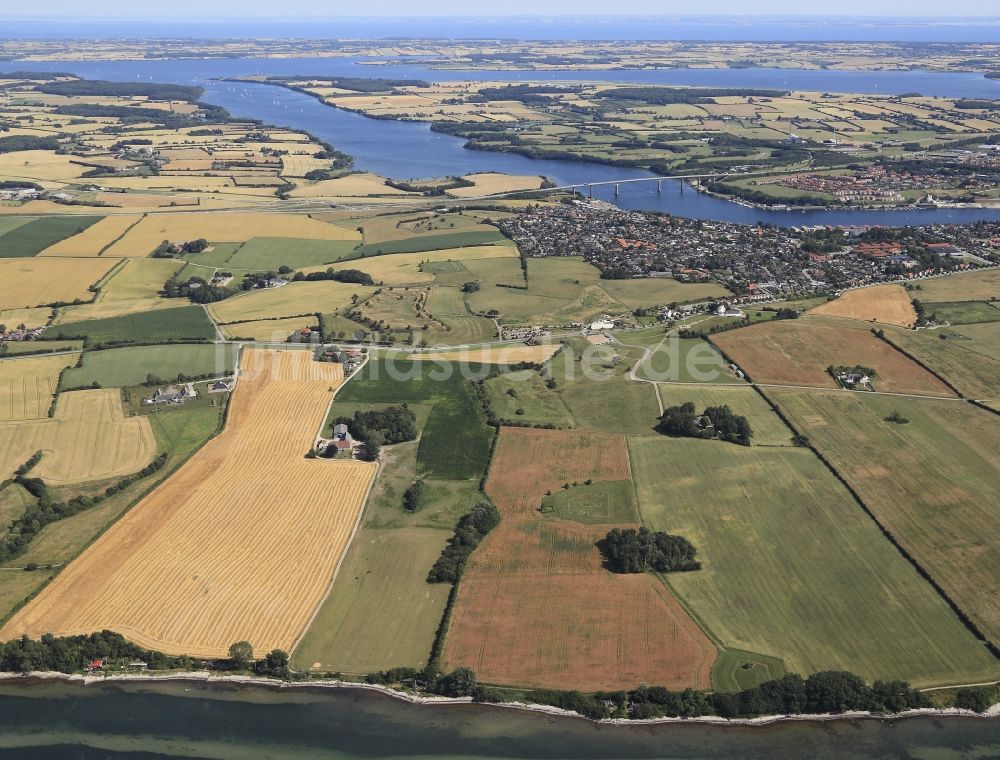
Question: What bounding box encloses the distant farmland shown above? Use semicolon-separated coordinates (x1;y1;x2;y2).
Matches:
443;427;716;691
0;350;376;657
712;317;956;396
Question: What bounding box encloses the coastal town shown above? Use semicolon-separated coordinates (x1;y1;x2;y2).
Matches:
499;202;1000;299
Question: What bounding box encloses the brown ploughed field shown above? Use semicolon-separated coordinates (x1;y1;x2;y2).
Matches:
442;427;716;692
712;317;955;396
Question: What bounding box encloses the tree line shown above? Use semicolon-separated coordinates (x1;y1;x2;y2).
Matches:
2;454;168;563
426;501;501;583
4;632;993;718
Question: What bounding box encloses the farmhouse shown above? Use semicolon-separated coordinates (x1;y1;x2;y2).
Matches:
145;383;198;405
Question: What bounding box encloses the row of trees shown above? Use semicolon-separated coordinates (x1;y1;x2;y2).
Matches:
367;665;964;720
426;502;501;583
5;636;991;719
293;267;374;286
2;454;168;562
656;402;753;446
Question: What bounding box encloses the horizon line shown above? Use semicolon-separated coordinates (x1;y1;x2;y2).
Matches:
4;13;1000;21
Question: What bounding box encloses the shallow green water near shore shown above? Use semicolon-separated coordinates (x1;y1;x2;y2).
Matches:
0;680;998;759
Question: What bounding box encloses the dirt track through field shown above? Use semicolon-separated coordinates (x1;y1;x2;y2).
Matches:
443;427;716;692
0;349;376;658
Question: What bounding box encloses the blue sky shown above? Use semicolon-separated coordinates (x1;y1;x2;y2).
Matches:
3;2;998;17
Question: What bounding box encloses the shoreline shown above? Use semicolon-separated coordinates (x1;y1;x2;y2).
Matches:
2;670;998;727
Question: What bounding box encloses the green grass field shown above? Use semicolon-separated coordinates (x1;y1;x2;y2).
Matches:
224;237;359;271
909;270;1000;302
547;340;659;434
629;435;999;687
924;301;1000;325
598;278;729;308
337;358;494;481
710;648;787;693
294;397;484;673
355;230;507;257
321;314;370;341
458;256;524;287
884;326;1000;399
0;482;31;534
0;216;102;258
634;337;743;384
61;343;237;389
425;286;467;316
540;479;638;524
1;340;83;356
432;314;497;345
45;305;217;346
483;369;575;427
181;242;243;269
422;260;468;274
292;527;453;673
950;322;1000;361
0;218;35;237
655;385;792;447
464;257;622;325
767;387;1000;652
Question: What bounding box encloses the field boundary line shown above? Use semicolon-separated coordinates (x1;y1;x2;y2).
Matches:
97;214;144;257
754;384;1000;661
872;329;965;399
291;353;377;659
921;680;999;692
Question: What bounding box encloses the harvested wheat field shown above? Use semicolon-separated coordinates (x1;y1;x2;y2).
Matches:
0;350;377;657
0;307;51;330
443;427;716;692
712;318;955;397
0;353;77;421
51;258;185;323
405;344;559;364
810;285;917;327
0;388;156;484
208;280;375;323
289;172;416;198
322;245;519;286
0;258;118;308
38;215;141;257
102;212;361;257
447;173;545;198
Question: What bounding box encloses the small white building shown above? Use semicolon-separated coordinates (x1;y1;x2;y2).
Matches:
589;319;615;331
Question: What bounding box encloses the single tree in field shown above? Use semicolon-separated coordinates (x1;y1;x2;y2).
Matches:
228;640;254;670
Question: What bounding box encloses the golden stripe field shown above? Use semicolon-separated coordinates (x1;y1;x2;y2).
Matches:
0;349;376;658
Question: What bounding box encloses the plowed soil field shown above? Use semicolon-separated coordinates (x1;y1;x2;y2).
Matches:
442;427;716;691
